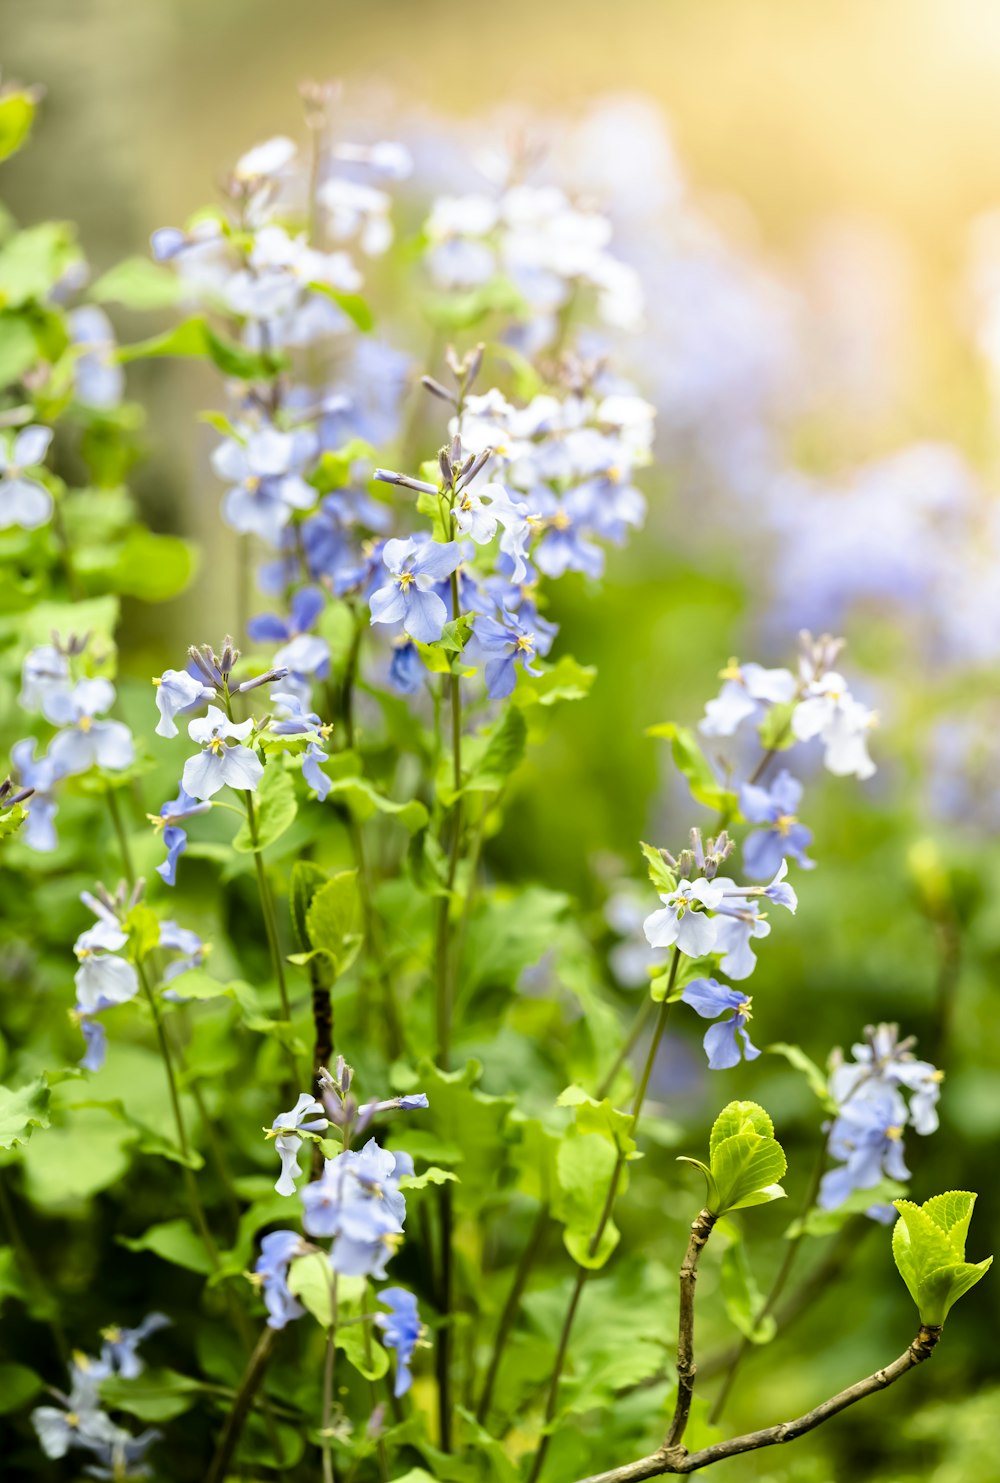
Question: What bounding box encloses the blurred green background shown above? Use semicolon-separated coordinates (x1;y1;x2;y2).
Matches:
3;2;1000;1479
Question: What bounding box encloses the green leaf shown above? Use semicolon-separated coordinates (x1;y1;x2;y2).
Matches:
90;256;184;310
0;223;80;308
232;765;297;853
0;1361;43;1412
287;1254;363;1329
119;1219;214;1274
512;654;596;709
710;1134;786;1214
100;1367;202;1422
639;841;676;895
709;1101;774;1155
423;276;528;330
0;1076;50;1149
124;902;162;962
106;528;199;602
118;315;284;380
307;281;375;331
310;440;376;494
892;1192;993;1324
325;769;428;833
398;1166;458;1190
304;870;362;978
290;860;328;955
465;707;527;795
0;88;38;163
0;312;39;383
645;721;737;815
554;1133;620;1270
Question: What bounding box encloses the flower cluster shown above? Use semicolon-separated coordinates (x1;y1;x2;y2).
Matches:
13;640;135;852
253;1059;426;1396
32;1315;168;1478
819;1023;943;1213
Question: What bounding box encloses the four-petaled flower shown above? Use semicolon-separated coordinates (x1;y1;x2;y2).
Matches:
153;669;213;739
739;769;814;880
181;707;263;800
369;537;462;644
375;1287;422;1396
254;1229;309;1330
643;877;722;958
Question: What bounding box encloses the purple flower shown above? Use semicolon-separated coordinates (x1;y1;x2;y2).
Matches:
46;680;135;776
301;1138;412;1279
248;585;330;704
0;424;54;530
388;637;426;694
97;1314;171;1380
181;708;263;800
700;660;797;739
153;786;210;886
681;977;760;1069
375;1287;421;1396
532;486;604;579
369;537;462;644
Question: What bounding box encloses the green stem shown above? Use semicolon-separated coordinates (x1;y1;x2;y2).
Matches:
243;789;292;1023
362;1285;391;1483
322;1272;340;1483
528;955;679;1483
106;788;135;891
476;1204;549;1423
205;1326;277;1483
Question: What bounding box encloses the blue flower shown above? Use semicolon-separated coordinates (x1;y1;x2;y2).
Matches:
643;878;723;959
739;769;814;879
681;977;760;1069
159;922;207;986
46;679;135;776
369;537;463;644
388;637;426;694
301;1137;413;1279
73;904;138;1014
0;424;53;530
471;608;545;699
78;1012;108;1072
97;1314;171;1380
19;643;70;712
10;737;65;852
375;1287;421;1396
818;1088;911;1210
152;786;210;885
248;585;330;705
254;1230;308;1329
269;693;332;799
532;486;604;579
212;425;317;546
271;1093;328;1196
153;669;213;739
70;307;125;410
830;1023;942;1137
181;707;263;800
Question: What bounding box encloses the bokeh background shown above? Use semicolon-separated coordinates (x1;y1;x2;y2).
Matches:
4;1;1000;1479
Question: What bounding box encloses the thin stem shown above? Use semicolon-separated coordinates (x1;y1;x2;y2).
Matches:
243;790;292;1022
322;1273;340;1483
664;1209;716;1448
569;1327;942;1482
436;1183;455;1452
362;1285;390;1483
708;1134;829;1423
476;1204;550;1423
205;1326;277;1483
106;788;136;891
597;996;655;1101
528;956;679;1483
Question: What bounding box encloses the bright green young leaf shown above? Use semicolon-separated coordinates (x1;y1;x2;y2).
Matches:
639;841;676;895
106;528;199;603
307;281;375;332
710;1133;787;1214
0;223;81;308
0;312;38;382
512;655;596;709
232;764;297;853
118;316;284;380
757;700;798;752
709;1101;774;1155
767;1042;837;1111
466;707;527;794
892;1192;992;1325
0;88;38;162
325;771;428;833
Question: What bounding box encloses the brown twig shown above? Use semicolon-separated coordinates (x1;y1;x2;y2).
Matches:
570;1327;942;1482
664;1208;716;1448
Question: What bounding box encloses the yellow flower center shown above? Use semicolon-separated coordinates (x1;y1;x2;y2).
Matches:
209;737;226;754
245;474;261;492
775;813;797;836
551;511;571;531
516;634;535;654
79;715;93;733
886;1124;904;1141
397;571;415;590
718;656;742;682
